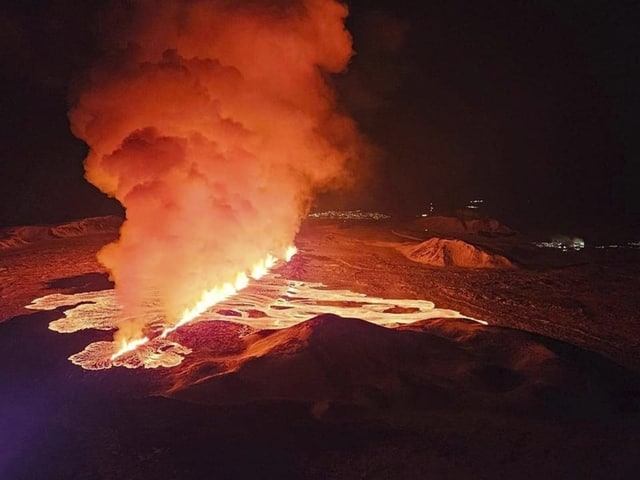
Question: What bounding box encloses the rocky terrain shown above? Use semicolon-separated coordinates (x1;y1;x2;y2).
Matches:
1;215;639;479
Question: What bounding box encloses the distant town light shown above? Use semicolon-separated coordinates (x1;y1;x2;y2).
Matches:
534;236;585;251
309;210;391;220
465;199;484;210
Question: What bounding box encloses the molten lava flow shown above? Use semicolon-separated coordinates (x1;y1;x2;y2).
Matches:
111;246;298;359
30;265;486;370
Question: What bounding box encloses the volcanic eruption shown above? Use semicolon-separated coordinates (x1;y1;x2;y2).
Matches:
68;0;367;356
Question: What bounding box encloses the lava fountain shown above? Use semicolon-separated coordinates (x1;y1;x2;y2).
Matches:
68;0;368;357
110;247;297;360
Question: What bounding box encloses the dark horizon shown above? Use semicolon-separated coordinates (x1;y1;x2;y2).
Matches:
1;0;638;231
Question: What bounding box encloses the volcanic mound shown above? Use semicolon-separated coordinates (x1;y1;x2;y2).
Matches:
165;314;637;422
399;237;515;268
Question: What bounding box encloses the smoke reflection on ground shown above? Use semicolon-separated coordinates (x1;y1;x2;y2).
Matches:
26;274;485;370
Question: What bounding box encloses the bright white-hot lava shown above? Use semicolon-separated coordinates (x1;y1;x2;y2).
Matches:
110;246;298;360
111;336;150;360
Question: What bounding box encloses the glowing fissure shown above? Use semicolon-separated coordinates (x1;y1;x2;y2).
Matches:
111;336;150;360
110;246;298;360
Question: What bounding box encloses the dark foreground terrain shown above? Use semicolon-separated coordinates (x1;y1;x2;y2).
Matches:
1;216;639;479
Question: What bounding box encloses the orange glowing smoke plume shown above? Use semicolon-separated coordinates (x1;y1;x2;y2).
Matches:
69;0;367;351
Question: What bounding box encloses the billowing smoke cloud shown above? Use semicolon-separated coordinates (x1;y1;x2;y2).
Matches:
69;0;367;344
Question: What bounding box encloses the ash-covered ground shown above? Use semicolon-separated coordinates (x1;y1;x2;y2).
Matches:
1;216;639;479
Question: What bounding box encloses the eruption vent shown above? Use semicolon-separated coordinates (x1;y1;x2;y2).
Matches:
69;0;366;350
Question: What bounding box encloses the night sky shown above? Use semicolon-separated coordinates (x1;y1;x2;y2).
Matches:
1;0;638;229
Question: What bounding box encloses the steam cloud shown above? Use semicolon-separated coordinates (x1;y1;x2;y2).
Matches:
69;0;367;344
